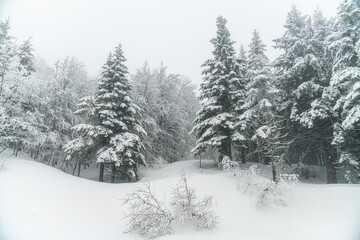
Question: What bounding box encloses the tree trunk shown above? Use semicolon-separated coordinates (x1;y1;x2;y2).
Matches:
325;146;337;184
199;155;202;168
323;142;337;184
240;145;246;164
224;142;232;159
99;163;105;182
111;162;116;183
72;159;78;175
77;161;81;177
271;159;277;182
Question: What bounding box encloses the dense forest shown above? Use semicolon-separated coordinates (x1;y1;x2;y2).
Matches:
0;0;359;184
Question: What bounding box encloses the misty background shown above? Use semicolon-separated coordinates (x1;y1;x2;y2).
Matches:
0;0;340;86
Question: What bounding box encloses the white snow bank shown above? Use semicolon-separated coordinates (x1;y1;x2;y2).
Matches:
0;156;359;240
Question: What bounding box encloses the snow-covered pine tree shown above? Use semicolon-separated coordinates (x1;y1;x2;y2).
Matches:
0;19;33;156
231;44;248;163
297;10;338;183
236;30;278;166
274;7;338;183
18;39;35;76
65;44;145;182
191;16;239;160
327;0;360;183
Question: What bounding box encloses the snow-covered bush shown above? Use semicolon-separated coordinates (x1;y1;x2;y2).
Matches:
256;181;287;207
123;183;173;238
292;163;316;179
236;164;261;194
279;173;299;184
170;172;218;230
256;174;299;207
220;156;239;173
236;165;298;207
124;173;218;238
149;157;168;169
0;160;6;171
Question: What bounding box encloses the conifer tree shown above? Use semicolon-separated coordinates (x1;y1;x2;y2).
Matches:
65;44;145;182
191;16;239;160
274;7;338;183
237;30;277;164
231;44;248;163
328;0;360;183
19;39;35;76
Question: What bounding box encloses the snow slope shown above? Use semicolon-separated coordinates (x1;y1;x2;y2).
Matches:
0;155;360;240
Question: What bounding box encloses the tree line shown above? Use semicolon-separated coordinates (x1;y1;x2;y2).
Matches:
0;19;198;182
1;0;359;183
192;0;360;184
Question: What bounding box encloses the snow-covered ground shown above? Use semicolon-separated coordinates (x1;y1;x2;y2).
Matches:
0;153;360;240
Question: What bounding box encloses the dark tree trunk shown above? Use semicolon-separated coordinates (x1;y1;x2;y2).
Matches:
271;159;277;182
240;145;246;164
99;163;105;182
72;160;78;175
77;162;81;177
111;162;116;183
224;142;232;159
325;146;337;184
264;155;271;165
323;143;337;184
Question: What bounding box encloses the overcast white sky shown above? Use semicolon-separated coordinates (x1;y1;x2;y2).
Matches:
0;0;341;86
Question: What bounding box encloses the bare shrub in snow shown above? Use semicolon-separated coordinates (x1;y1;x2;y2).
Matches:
256;181;287;207
279;173;299;184
256;174;299;207
292;163;316;179
236;165;262;194
170;172;218;230
123;183;173;238
221;156;239;173
0;160;6;171
236;165;298;207
150;157;168;169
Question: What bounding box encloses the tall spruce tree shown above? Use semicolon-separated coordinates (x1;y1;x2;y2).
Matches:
19;39;35;76
64;44;145;182
191;16;239;160
327;0;360;183
274;6;338;183
237;30;278;165
231;44;248;163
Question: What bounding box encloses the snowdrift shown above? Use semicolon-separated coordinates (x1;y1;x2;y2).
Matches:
0;155;359;240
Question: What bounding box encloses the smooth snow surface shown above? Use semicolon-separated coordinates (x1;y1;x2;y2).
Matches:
0;154;360;240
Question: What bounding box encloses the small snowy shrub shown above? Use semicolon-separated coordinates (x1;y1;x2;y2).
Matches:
256;174;299;208
292;163;316;179
236;165;262;194
221;156;239;173
0;160;5;171
236;165;298;207
279;173;299;184
150;157;168;169
170;172;218;230
123;183;173;238
256;181;287;207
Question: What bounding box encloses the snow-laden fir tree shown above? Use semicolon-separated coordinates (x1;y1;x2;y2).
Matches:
297;10;338;183
274;7;338;183
236;30;281;177
231;44;248;163
0;19;35;156
327;0;360;183
18;39;35;76
64;44;146;182
191;16;240;160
